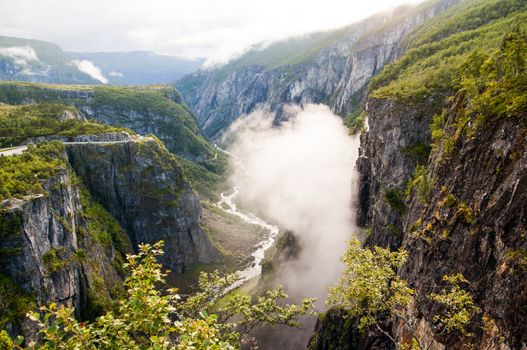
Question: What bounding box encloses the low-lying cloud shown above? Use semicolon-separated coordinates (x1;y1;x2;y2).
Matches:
0;46;39;65
71;59;108;84
225;104;359;303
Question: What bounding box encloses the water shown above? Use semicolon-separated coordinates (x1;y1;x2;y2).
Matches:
214;144;280;290
215;186;279;291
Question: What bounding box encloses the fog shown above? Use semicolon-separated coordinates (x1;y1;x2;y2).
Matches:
225;103;359;303
2;0;425;64
71;59;108;84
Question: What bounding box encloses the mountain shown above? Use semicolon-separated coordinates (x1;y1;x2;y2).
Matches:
309;0;527;348
68;51;204;85
0;36;99;84
0;82;237;341
176;0;460;139
0;36;203;86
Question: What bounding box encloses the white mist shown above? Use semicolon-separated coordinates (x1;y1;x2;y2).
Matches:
225;103;360;303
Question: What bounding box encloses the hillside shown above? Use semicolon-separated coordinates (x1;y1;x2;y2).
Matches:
0;82;228;198
176;0;460;139
0;36;99;84
68;51;204;85
310;0;527;348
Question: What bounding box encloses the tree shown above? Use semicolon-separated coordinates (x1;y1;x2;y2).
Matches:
2;241;315;349
327;239;414;348
428;274;480;336
328;239;480;350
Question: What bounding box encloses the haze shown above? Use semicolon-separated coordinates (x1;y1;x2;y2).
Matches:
226;104;360;301
2;0;424;64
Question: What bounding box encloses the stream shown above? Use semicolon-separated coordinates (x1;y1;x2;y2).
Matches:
215;187;279;291
214;145;280;291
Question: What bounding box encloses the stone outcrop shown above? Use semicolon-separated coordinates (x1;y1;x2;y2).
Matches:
0;135;220;341
0;165;126;341
65;137;220;272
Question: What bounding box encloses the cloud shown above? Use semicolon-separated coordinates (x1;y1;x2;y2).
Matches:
0;0;425;64
109;71;124;77
225;104;360;303
71;59;108;84
0;46;39;65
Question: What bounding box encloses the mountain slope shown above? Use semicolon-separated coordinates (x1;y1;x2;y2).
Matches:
311;0;527;348
0;36;99;84
68;51;204;85
176;0;460;139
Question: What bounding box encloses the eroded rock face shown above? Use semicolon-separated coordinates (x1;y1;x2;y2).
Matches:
357;99;435;249
396;98;527;349
351;92;527;349
65;137;220;272
0;168;124;341
1;136;220;341
176;0;459;139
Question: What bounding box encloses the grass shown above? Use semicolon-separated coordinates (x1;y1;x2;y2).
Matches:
0;142;66;201
0;274;35;329
369;0;527;104
0;102;129;147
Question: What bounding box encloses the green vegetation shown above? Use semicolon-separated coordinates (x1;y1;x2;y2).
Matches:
428;274;481;335
0;103;128;148
0;274;35;330
0;82;218;162
328;240;412;334
370;0;527;104
179;158;226;200
405;165;433;205
213;27;356;74
0;142;65;201
457;202;475;225
401;142;431;162
384;188;405;213
329;240;480;349
42;248;68;273
2;241;314;349
91;85;197;133
344;110;367;134
79;188;130;253
0;35;98;84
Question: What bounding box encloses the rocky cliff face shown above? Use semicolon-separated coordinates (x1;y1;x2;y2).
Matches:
65;137;220;272
176;0;459;139
0;83;215;161
349;91;527;349
0;135;220;341
0;156;127;341
356;98;435;250
396;96;527;349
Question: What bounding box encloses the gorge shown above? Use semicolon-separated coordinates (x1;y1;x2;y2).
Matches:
1;0;527;349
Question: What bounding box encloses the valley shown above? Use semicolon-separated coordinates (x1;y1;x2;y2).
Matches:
1;0;527;349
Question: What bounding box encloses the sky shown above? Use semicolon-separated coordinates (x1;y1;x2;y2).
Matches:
1;0;423;64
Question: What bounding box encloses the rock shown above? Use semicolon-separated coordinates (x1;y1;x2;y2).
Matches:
65;137;221;272
176;0;459;140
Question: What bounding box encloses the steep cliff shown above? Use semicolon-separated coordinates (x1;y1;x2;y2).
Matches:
65;136;220;272
312;0;527;348
1;133;222;342
0;82;217;162
0;143;130;340
176;0;459;139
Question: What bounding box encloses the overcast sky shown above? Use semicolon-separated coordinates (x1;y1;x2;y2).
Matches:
1;0;423;64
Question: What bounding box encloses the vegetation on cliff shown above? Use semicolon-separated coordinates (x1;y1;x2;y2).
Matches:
326;240;480;350
1;241;314;349
370;0;527;105
0;103;128;147
0;142;65;201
